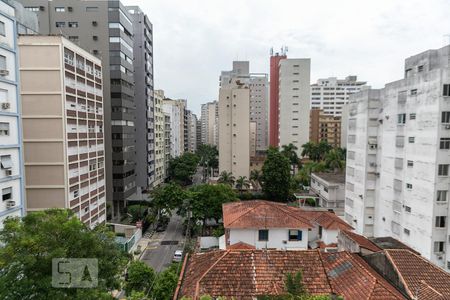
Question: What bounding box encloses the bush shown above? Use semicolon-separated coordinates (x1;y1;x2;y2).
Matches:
305;198;316;207
212;225;224;237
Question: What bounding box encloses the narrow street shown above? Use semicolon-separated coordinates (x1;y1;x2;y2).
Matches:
140;214;184;272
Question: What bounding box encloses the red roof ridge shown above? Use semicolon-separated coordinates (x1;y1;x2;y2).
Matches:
317;250;335;294
419;280;443;298
384;250;415;299
227;241;256;250
225;201;265;227
194;250;231;299
341;230;381;252
268;202;313;227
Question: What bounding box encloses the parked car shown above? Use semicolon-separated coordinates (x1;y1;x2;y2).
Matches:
173;250;183;262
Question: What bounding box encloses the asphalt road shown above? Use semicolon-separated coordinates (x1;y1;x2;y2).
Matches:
140;213;185;272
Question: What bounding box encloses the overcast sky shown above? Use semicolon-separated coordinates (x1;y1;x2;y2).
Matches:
122;0;450;115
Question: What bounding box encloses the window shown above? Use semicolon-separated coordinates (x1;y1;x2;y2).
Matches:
258;229;269;241
442;112;450;123
2;187;12;201
407;160;414;167
73;190;79;198
406;183;412;189
55;7;65;12
405;206;411;213
440;138;450;150
56;22;65;28
418;65;424;72
438;164;449;176
25;6;40;12
68;22;78;28
1;155;12;169
443;84;450;97
409;113;416;120
397;114;406;124
0;21;5;36
436;216;447;228
0;122;9;135
434;241;445;253
437;190;448;202
410;89;417;95
288;230;302;241
86;6;98;12
0;55;6;70
408;137;415;143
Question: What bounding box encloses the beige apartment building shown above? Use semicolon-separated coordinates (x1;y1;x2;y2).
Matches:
218;78;250;179
153;89;165;187
310;109;342;148
19;35;105;227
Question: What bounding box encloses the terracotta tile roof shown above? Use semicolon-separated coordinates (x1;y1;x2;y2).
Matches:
370;237;420;254
385;249;450;299
321;252;405;300
223;200;313;229
227;241;255;250
284;205;353;231
177;249;406;300
341;230;381;252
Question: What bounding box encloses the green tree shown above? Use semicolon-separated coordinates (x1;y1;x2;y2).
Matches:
0;209;129;299
125;261;155;296
235;176;251;196
217;171;235;186
196;144;219;179
250;169;262;184
188;184;237;224
168;152;200;185
261;147;292;201
317;141;333;161
151;182;188;214
151;263;180;300
281;143;300;174
324;149;345;173
301;142;320;161
127;204;148;223
285;271;306;296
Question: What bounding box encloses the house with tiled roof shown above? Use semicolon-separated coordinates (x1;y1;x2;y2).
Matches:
174;249;406;300
338;229;381;255
365;249;450;300
221;200;352;250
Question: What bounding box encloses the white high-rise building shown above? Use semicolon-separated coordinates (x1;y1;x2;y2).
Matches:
200;101;218;147
163;99;182;158
345;45;450;271
249;74;268;152
278;59;310;154
153;90;165;187
311;76;367;117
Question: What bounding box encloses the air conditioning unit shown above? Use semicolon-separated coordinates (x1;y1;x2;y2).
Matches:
369;162;377;167
0;69;9;76
68;6;73;12
5;169;12;176
437;255;443;260
39;6;45;11
445;125;450;129
6;200;15;208
2;102;10;109
282;240;287;244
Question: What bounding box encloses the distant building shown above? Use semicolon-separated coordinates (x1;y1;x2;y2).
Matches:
310;172;346;216
311;76;367;117
309;109;342;147
269;50;287;147
163;99;184;158
345;45;450;271
19;35;105;228
200;100;218;146
0;0;37;228
186;110;197;153
153;90;165;187
195;118;202;148
163;113;171;178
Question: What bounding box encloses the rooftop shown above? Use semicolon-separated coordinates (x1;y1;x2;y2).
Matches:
341;230;381;253
176;249;405;300
370;237;419;254
311;172;346;185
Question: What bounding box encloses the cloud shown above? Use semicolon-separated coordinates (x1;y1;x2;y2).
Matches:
122;0;450;115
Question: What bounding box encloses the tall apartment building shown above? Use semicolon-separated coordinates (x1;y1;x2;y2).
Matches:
186;111;197;153
311;76;367;117
249;74;268;151
200;100;218;146
19;35;105;227
345;45;450;271
153;89;165;187
196;118;202;148
0;0;38;227
269;50;287;147
163;99;183;158
218;63;250;179
310;109;341;148
127;6;155;192
278;58;311;154
19;0;146;217
164;113;171;178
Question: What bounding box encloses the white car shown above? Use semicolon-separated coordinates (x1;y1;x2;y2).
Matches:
173;250;183;262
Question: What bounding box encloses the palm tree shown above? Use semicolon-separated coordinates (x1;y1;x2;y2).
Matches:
324;149;345;173
235;176;251;195
282;143;299;174
301;142;320;161
317;140;333;161
218;171;235;186
250;169;262;185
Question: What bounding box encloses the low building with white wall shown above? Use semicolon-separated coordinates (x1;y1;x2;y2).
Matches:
310;172;346;216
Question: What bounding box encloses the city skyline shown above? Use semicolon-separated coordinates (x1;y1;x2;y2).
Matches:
122;0;450;115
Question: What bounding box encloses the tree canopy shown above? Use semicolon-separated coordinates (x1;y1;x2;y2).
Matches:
261;147;292;202
217;171;235;186
168;152;200;185
0;209;128;299
124;261;155;296
151;182;189;214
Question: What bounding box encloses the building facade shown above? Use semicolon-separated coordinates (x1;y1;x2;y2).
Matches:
163;99;183;158
345;45;450;271
311;76;367;117
153;89;165;187
269;50;286;147
310;172;346;216
164;113;171;178
218;62;250;179
200;100;218;146
278;58;311;154
249;74;268;152
0;0;28;227
19;0;143;217
310;109;342;147
19;35;105;228
187;110;197;153
127;6;154;192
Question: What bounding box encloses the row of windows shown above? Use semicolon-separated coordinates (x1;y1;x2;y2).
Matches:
257;229;303;242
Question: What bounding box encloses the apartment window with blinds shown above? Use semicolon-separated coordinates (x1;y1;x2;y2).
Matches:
440;138;450;149
397;114;406;124
434;241;445;253
443;84;450;97
258;229;269;241
0;155;12;169
442;112;450;123
435;216;447;228
0;122;9;136
0;55;6;70
438;164;449;176
409;113;416;120
2;187;12;201
437;190;447;202
0;21;5;36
